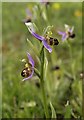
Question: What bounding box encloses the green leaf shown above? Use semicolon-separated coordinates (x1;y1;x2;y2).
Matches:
40;46;44;82
64;101;72;118
27;38;39;55
44;52;48;80
50;102;57;118
34;67;40;79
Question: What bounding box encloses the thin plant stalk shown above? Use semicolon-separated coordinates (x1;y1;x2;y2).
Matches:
67;40;76;80
40;46;49;118
34;67;40;78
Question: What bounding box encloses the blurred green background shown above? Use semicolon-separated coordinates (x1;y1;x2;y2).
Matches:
2;2;82;118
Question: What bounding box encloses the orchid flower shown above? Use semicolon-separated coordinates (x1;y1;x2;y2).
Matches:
25;22;52;53
22;8;33;23
58;24;75;41
21;52;34;81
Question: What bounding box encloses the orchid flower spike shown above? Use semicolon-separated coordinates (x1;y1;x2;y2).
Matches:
58;24;75;41
21;52;34;81
25;22;59;53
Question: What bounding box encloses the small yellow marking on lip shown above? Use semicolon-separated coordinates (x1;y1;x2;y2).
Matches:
25;63;29;68
28;68;30;71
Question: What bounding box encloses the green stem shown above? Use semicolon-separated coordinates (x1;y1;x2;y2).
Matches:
34;67;40;79
67;41;72;60
40;46;49;118
67;40;75;80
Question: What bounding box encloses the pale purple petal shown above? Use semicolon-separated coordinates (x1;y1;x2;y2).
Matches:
26;8;32;18
58;31;66;36
22;69;34;81
30;29;52;52
29;28;52;53
29;28;45;41
62;33;67;41
42;40;52;53
25;23;52;53
27;52;34;68
69;26;74;33
58;31;67;41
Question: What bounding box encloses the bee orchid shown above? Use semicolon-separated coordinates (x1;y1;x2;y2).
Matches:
58;24;75;41
25;22;52;53
21;52;34;81
22;8;33;23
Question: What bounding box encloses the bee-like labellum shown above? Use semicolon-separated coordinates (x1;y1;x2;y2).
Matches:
49;37;54;45
26;18;32;23
68;32;75;39
47;37;59;46
23;18;32;24
54;38;59;45
69;33;75;38
21;67;32;78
